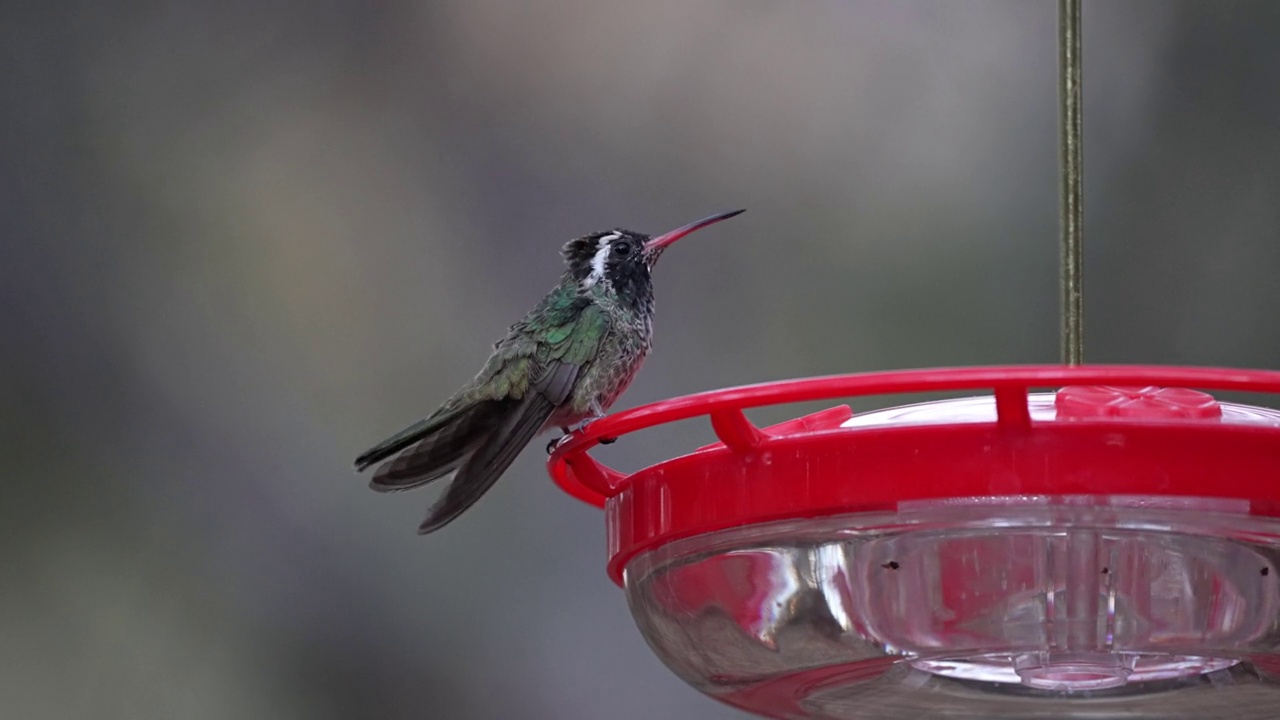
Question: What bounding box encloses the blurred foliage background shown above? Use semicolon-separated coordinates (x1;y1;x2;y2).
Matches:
5;1;1280;718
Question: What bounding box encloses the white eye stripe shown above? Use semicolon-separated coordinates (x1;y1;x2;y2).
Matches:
583;234;615;289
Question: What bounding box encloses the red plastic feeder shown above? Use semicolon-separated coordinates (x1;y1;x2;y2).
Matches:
547;365;1280;719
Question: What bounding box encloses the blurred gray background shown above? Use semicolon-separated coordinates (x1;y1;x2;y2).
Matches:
5;1;1280;718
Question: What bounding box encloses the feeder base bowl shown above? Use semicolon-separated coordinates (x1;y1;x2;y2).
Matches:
625;499;1280;719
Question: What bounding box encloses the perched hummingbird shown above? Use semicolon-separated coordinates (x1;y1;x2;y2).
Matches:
355;209;744;534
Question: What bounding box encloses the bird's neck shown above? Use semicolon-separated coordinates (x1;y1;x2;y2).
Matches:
582;278;653;320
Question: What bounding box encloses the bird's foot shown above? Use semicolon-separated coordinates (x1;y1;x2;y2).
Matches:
546;424;584;455
546;415;618;452
547;426;575;455
572;417;617;445
568;415;602;434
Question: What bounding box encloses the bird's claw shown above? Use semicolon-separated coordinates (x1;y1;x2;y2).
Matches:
546;435;568;455
568;414;604;434
579;412;618;444
546;414;618;453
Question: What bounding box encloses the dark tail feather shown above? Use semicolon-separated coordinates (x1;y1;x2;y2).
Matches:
358;401;508;493
370;446;469;492
416;390;557;534
360;362;580;532
355;414;449;471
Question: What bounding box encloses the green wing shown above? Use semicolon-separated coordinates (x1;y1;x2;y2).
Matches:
354;289;613;531
463;292;609;404
535;299;610;367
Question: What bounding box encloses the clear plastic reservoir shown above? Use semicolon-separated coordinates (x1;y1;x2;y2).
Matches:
621;395;1280;719
626;497;1280;719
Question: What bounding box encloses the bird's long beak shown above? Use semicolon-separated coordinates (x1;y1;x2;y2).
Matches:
644;209;746;258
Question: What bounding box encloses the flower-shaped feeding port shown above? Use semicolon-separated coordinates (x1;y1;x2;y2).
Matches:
547;365;1280;720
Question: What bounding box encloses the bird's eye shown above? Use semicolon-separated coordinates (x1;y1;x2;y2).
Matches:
614;241;632;256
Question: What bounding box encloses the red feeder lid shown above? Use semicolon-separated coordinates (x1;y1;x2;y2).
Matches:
546;365;1280;585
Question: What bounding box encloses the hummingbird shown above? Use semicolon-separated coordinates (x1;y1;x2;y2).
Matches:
354;209;745;534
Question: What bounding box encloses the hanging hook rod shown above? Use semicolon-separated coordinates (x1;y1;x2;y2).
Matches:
1059;0;1084;365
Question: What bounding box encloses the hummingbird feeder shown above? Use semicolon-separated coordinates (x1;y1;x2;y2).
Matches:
546;3;1280;719
549;367;1280;719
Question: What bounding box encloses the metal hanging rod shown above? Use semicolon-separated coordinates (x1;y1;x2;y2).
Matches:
1059;0;1084;365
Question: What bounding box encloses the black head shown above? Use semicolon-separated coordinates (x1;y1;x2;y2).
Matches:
561;229;653;311
559;209;745;305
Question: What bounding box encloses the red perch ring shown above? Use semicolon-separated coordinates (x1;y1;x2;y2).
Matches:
548;365;1280;583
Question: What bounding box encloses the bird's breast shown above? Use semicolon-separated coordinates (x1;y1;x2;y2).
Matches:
556;314;652;424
